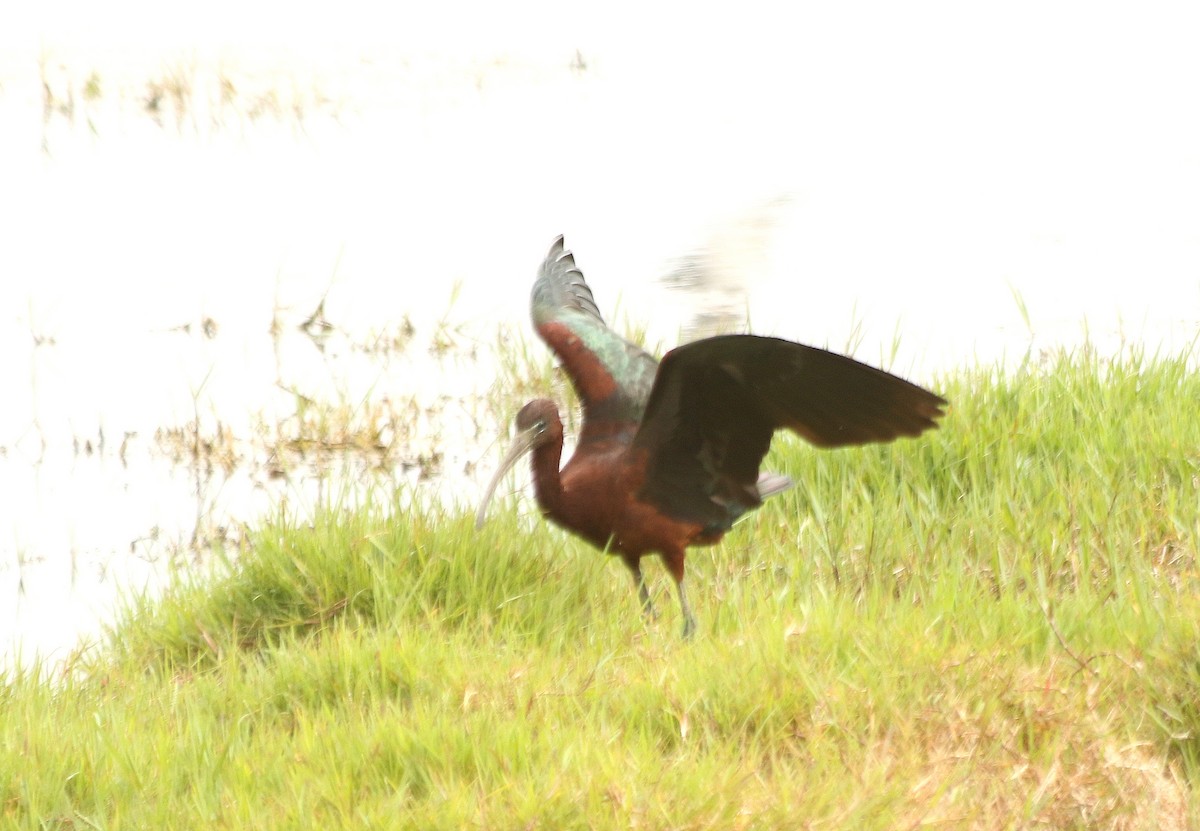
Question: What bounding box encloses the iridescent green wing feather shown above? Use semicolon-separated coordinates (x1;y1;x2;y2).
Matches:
531;236;660;437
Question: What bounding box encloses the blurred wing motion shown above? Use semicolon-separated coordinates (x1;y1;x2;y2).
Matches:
632;335;947;529
531;236;660;435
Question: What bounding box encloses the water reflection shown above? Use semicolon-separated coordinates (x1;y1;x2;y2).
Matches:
1;294;500;671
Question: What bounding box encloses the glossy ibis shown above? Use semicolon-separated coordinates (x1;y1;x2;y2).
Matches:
477;236;946;638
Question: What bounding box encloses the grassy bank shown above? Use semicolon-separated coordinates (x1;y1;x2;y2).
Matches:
4;347;1200;829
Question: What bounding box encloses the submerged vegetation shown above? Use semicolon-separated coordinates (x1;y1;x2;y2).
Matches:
3;345;1200;828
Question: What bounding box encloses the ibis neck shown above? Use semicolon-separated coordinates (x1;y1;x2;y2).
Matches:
530;440;565;518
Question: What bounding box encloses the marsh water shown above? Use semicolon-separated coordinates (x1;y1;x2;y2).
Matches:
3;4;1198;668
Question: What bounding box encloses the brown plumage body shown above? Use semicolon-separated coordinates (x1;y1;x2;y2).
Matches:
521;399;706;578
477;236;947;637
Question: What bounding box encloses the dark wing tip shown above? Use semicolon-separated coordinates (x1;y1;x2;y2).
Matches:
532;235;604;325
773;348;948;448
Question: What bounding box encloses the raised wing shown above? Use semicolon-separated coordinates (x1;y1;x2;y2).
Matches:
631;335;946;528
532;236;660;435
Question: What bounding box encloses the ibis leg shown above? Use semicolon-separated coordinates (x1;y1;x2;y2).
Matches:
661;549;696;640
676;577;696;640
624;556;657;621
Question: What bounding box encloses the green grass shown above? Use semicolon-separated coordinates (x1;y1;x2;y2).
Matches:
4;346;1200;829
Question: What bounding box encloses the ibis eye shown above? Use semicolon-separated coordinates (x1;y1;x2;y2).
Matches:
535;419;548;432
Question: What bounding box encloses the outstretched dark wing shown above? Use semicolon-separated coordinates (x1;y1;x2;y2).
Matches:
631;335;946;528
531;236;660;436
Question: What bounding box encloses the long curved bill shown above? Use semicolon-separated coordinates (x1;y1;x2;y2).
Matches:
474;425;541;529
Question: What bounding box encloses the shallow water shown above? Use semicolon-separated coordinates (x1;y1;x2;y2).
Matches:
3;4;1199;668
